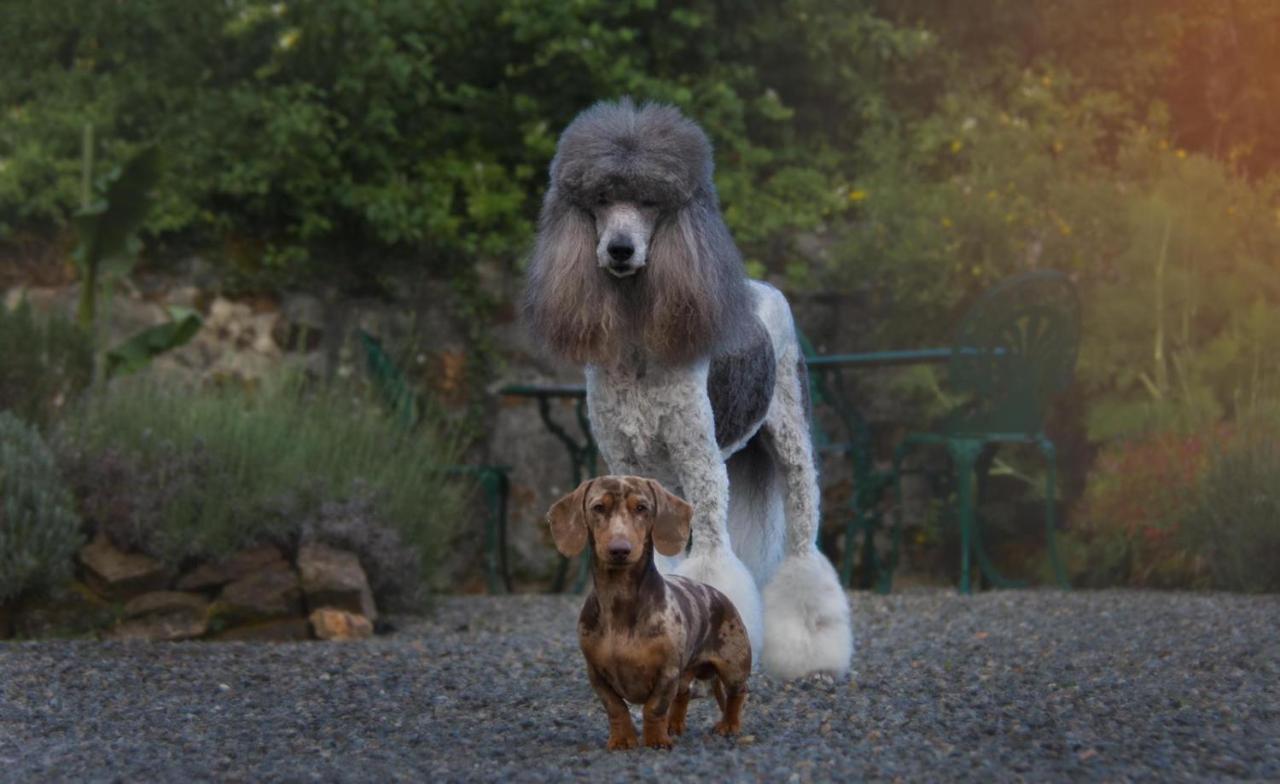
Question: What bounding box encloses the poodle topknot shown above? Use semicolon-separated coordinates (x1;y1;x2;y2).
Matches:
550;98;713;209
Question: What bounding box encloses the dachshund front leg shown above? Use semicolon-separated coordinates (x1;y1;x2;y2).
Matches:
587;666;637;750
641;673;680;750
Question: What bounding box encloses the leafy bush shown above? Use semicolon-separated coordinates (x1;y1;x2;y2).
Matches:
1066;429;1222;587
0;0;922;283
56;375;466;605
1181;424;1280;593
0;412;83;603
0;299;93;427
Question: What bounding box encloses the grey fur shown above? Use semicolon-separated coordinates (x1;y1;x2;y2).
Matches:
523;99;853;678
707;320;776;451
523;98;756;367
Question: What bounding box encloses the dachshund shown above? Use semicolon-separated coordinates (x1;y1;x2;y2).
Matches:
548;475;750;750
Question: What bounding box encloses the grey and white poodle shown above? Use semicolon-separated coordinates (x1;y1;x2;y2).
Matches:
523;98;852;679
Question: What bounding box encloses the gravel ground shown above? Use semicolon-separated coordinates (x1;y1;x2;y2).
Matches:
1;590;1277;783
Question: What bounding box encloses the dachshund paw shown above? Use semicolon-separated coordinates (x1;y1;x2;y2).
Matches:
644;735;673;750
712;719;741;737
606;732;639;751
668;716;686;736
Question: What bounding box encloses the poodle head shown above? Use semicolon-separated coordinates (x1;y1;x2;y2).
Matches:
550;99;714;277
524;98;753;366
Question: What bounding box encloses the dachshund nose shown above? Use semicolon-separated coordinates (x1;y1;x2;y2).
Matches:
607;241;634;263
607;540;632;561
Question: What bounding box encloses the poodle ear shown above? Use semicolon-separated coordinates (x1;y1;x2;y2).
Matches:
646;479;693;557
523;192;615;364
547;479;594;557
644;202;745;364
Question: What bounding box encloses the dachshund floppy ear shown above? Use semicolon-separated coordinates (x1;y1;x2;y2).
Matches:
547;479;594;557
646;479;693;556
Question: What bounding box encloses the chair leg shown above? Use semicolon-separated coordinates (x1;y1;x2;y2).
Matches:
478;468;511;595
840;513;857;588
888;444;915;595
949;440;983;595
1038;437;1070;589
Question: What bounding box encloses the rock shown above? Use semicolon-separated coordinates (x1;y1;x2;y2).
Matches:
212;617;312;642
176;545;287;592
309;608;374;641
12;582;115;639
105;590;210;641
123;591;209;619
297;543;377;622
215;563;302;622
79;535;170;600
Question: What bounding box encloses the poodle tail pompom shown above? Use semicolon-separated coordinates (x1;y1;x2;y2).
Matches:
760;549;854;679
676;548;765;666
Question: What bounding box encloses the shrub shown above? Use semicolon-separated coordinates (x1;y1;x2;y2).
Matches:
0;412;83;603
1067;428;1226;587
1181;424;1280;593
56;374;466;606
0;299;93;428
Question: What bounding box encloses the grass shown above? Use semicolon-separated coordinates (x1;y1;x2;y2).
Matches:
58;373;469;598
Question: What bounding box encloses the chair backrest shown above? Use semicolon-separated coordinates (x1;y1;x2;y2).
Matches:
946;270;1080;436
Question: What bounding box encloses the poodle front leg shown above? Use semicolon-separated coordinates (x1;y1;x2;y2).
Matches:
758;366;854;680
666;425;764;664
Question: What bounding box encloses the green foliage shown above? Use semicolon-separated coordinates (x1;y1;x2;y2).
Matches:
73;144;163;327
0;412;83;603
1066;429;1219;588
0;299;93;427
104;306;202;378
0;0;923;282
1181;421;1280;593
57;375;467;603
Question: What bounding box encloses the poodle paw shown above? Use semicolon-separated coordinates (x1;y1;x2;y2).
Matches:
760;550;854;679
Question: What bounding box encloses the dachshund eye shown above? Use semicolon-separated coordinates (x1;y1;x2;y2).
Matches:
591;503;608;515
634;503;648;514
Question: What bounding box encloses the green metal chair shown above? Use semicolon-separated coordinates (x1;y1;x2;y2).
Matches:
799;333;897;592
889;270;1079;594
357;329;513;594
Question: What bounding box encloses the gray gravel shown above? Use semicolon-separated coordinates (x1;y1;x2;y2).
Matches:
1;590;1277;782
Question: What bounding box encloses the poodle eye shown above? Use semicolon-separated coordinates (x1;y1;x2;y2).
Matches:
594;195;609;207
640;199;658;209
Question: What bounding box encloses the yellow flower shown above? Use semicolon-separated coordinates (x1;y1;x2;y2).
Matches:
940;216;953;229
1175;149;1187;159
278;28;300;50
848;189;868;203
950;139;964;154
1052;140;1064;154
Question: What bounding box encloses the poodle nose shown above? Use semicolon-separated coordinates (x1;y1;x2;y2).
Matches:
607;241;635;263
607;540;632;561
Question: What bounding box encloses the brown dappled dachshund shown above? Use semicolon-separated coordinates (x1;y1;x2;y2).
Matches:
547;475;751;750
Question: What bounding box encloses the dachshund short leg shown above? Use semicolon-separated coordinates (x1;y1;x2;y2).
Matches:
710;658;749;736
641;675;680;749
668;670;696;736
587;667;637;750
712;681;747;736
